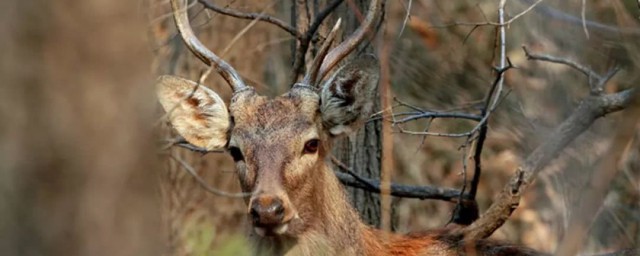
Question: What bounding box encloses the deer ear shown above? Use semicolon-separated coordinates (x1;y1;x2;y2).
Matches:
320;55;380;136
156;75;230;150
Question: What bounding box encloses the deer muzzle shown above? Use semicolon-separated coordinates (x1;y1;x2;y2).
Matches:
249;195;292;236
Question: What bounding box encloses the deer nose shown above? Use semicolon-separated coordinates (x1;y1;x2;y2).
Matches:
250;196;285;227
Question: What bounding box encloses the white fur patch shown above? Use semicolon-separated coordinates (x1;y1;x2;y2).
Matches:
254;227;266;237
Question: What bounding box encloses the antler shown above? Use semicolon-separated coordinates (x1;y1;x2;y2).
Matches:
301;18;342;86
313;0;382;83
170;0;248;92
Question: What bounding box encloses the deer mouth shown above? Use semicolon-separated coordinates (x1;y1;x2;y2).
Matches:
253;214;302;237
254;222;290;237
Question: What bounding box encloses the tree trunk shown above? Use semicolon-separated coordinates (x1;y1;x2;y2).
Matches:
330;0;384;228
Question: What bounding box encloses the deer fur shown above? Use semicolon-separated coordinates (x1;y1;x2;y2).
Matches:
157;55;545;255
156;0;640;253
157;0;550;254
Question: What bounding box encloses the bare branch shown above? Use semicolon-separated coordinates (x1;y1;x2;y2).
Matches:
370;99;482;123
334;171;466;202
524;45;621;95
394;63;513;138
460;88;636;240
448;139;477;226
317;0;382;81
450;0;509;227
307;0;346;44
301;18;342;86
522;45;606;95
391;112;482;123
170;0;248;92
430;0;543;29
396;128;472;138
173;138;224;154
169;154;250;198
436;0;640;38
164;140;471;202
330;155;468;202
331;156;377;190
468;125;486;200
518;0;640;36
290;0;346;84
580;0;589;39
219;2;278;57
397;0;412;38
199;0;301;40
556;92;640;256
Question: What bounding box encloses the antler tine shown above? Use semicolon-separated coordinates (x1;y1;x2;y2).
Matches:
170;0;247;92
316;0;382;82
301;18;342;87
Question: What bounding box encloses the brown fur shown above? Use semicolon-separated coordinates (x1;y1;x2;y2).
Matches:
157;59;545;255
227;89;542;255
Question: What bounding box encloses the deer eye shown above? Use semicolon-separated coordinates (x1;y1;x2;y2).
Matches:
228;146;244;162
303;139;320;154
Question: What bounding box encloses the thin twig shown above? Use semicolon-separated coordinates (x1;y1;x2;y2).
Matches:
219;2;279;57
431;0;543;29
333;166;468;202
174;138;224;154
522;45;604;95
397;0;412;38
394;63;513;138
169;154;250;198
581;0;590;39
394;112;483;123
331;155;377;190
449;0;509;226
469;120;487;200
459;47;635;240
448;139;473;225
518;0;640;36
331;154;470;202
523;45;621;96
199;0;301;40
289;0;346;84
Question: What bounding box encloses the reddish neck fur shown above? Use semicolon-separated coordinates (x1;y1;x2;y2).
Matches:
251;162;446;256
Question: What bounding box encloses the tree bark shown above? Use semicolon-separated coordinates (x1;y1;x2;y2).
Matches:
330;0;384;228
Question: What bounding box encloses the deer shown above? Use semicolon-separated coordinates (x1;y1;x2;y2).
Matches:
157;0;547;255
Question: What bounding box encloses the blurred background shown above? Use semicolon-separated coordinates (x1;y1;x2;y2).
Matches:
1;0;639;255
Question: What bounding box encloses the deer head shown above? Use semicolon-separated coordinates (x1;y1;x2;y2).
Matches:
158;0;380;240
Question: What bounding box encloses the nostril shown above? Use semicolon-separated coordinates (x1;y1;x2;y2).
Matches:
250;204;260;222
274;202;285;219
250;197;286;226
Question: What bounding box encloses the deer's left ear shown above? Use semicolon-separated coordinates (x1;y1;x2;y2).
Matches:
156;75;230;150
319;55;380;136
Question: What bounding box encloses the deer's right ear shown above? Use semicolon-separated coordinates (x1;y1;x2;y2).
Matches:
156;75;230;150
319;55;380;136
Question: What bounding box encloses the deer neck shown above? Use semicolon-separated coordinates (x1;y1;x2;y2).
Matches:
250;162;391;255
289;163;391;255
